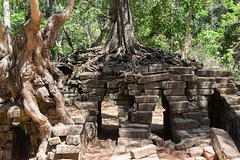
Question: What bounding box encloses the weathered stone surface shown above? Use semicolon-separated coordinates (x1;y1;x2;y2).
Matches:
175;137;202;150
120;123;150;130
175;130;190;140
187;147;203;157
173;118;198;130
110;153;131;160
56;145;81;154
210;128;240;159
49;137;61;146
129;90;141;96
188;82;217;89
1;149;11;160
161;81;186;89
138;73;171;84
47;152;55;160
169;101;189;109
119;128;148;138
53;125;83;136
187;112;202;120
144;82;162;90
203;146;216;160
130;112;139;123
71;116;86;124
187;89;214;96
82;87;106;93
217;83;235;88
66;135;81;145
199;117;210;126
163;89;185;96
128;84;144;90
144;90;161;95
182;74;197;82
148;63;168;73
168;67;192;74
130;144;156;159
138;111;152;124
171;74;183;81
166;96;188;101
197;77;215;83
138;103;156;111
196;69;231;77
107;81;122;89
197;101;208;108
195;156;206;160
148;134;165;147
225;95;240;105
217;88;237;94
135;96;159;103
215;77;231;83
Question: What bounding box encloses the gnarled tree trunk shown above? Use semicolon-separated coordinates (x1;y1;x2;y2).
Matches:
0;0;75;159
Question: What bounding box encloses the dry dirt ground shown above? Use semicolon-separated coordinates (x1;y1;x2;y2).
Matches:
82;98;165;160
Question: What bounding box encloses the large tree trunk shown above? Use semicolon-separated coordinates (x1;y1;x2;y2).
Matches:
103;0;144;56
0;0;75;159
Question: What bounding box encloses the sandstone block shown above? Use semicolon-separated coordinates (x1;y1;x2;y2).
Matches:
138;73;171;84
128;84;144;90
182;74;197;82
217;83;235;88
197;69;231;77
217;88;237;94
187;89;214;96
215;77;231;83
161;81;186;89
166;96;188;101
53;125;83;136
79;72;100;80
169;101;189;109
173;118;198;130
203;146;216;160
107;81;121;89
171;74;183;81
119;128;148;138
187;112;202;120
175;130;190;140
197;77;215;83
56;145;81;154
47;152;55;160
135;65;149;74
210;127;240;159
73;101;97;110
71;116;86;124
135;96;159;103
49;137;61;146
175;137;202;150
129;90;141;96
187;147;203;157
130;144;156;159
66;135;81;145
144;89;161;95
199;117;210;126
130;112;138;123
148;63;168;73
138;103;156;111
138;111;152;124
225;95;240;105
163;89;185;96
168;67;192;74
195;156;206;160
144;82;162;90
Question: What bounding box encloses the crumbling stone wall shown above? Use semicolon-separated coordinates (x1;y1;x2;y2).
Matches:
0;61;240;159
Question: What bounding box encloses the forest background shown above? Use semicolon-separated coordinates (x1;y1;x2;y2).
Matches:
0;0;240;79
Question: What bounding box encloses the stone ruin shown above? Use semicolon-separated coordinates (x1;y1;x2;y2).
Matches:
1;54;240;159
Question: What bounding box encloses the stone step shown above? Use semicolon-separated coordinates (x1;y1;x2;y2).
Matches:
120;122;150;130
173;118;198;130
217;88;237;95
119;128;148;138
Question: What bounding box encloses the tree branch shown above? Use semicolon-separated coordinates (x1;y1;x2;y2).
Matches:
85;0;111;20
30;0;41;22
62;0;75;21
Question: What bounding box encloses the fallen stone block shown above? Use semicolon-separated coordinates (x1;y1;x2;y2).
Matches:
66;135;81;145
175;137;203;150
53;125;83;136
130;144;156;159
203;146;216;160
71;116;86;124
56;145;81;154
110;153;131;160
210;127;240;160
195;156;206;160
187;147;203;157
48;137;61;146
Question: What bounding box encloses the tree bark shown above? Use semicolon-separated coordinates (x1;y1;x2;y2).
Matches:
0;0;75;159
3;0;12;54
181;0;195;60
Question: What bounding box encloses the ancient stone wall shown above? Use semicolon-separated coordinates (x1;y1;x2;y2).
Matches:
0;62;240;159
